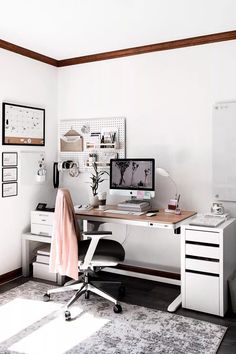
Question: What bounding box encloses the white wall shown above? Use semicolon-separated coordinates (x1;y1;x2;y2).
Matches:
0;50;57;275
58;40;236;272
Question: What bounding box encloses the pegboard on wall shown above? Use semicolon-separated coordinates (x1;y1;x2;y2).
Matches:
58;117;126;171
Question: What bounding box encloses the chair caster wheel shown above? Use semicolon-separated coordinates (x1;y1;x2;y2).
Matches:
118;284;126;298
113;304;122;313
85;291;90;300
43;293;50;302
65;310;71;321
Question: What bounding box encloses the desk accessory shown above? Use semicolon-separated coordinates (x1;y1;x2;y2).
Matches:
90;163;109;196
156;167;180;213
60;128;83;152
104;209;145;215
98;192;107;210
211;202;224;215
146;212;157;217
204;212;229;219
189;214;227;227
36;155;46;183
74;204;93;212
118;200;151;212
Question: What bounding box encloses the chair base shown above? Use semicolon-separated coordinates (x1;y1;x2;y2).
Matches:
43;275;124;320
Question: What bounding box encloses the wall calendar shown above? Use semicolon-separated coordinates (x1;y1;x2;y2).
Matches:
2;102;45;146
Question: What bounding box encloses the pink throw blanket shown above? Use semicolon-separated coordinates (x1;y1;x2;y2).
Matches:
49;188;80;280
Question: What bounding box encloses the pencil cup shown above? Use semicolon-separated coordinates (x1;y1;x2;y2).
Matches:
98;192;107;210
168;199;177;210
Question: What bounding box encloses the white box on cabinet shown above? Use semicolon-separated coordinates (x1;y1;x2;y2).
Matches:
33;262;57;282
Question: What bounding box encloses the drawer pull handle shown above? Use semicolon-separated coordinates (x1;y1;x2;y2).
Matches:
186;255;219;262
186;241;219;247
186;269;219;277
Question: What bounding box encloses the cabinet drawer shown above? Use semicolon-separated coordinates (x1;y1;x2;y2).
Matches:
185;243;219;259
185;258;219;274
31;211;54;225
31;223;53;236
185;230;220;244
184;272;220;315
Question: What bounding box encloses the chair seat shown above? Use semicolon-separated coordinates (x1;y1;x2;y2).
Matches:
78;239;125;262
78;256;118;267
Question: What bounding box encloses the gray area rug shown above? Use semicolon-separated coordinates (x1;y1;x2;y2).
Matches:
0;281;226;354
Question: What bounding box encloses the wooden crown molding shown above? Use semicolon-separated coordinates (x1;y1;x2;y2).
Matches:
58;30;236;67
0;38;58;67
1;30;236;67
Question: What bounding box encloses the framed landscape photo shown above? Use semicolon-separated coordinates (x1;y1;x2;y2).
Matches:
2;167;18;182
2;152;18;166
2;182;18;197
2;102;45;146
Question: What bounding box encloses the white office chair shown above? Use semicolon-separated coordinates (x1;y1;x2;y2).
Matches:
43;189;125;321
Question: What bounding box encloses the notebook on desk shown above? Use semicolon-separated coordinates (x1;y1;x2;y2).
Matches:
104;209;146;216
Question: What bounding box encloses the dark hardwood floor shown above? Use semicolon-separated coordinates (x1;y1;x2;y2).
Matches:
0;273;236;353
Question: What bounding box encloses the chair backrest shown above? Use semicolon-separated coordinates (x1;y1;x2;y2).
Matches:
55;188;81;241
49;188;81;280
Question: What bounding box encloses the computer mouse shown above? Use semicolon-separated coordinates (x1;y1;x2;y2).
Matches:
146;212;157;217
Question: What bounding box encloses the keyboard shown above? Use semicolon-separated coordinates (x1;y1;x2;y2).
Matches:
189;215;226;227
104;209;146;216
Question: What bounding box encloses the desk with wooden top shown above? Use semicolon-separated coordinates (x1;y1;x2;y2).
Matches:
75;206;196;312
75;207;195;231
22;207;196;311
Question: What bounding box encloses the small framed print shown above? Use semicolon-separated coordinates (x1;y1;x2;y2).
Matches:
2;182;18;197
2;152;18;166
2;167;18;182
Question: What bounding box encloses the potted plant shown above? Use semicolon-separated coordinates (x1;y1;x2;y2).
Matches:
89;163;109;206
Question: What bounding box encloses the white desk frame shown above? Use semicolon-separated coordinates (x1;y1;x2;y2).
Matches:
21;209;195;311
76;209;196;312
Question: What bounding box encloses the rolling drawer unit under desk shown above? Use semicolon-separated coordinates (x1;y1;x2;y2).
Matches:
181;218;236;316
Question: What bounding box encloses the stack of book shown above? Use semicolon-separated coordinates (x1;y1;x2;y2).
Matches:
118;200;151;212
33;246;57;282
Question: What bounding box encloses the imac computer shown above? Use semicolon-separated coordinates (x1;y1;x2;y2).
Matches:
109;158;155;201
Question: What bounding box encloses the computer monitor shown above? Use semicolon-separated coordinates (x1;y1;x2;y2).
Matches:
109;158;155;199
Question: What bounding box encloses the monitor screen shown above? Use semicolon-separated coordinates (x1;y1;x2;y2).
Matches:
109;158;155;198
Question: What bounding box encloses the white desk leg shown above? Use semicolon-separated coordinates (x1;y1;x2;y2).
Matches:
83;220;88;232
167;294;182;312
57;274;65;286
22;237;30;277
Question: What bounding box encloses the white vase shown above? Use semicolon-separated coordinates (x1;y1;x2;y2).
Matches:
89;194;99;207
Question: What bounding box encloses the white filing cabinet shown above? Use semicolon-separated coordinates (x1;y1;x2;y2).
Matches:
181;218;236;316
31;210;54;236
